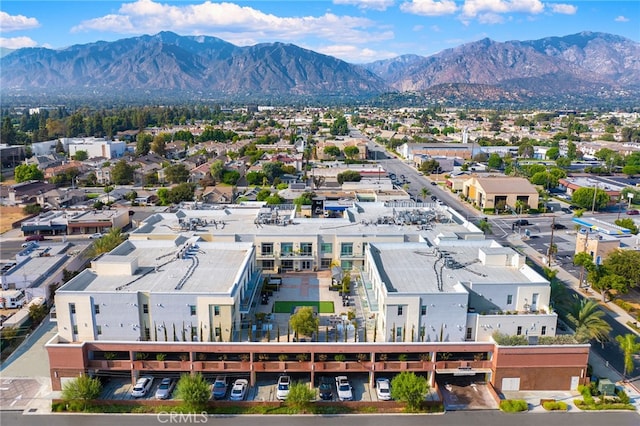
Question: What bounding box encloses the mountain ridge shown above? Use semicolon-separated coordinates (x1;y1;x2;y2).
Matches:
1;31;638;106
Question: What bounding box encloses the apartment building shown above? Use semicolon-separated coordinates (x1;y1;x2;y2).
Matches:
47;201;586;393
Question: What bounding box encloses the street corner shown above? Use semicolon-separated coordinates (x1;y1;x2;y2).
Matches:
0;377;44;412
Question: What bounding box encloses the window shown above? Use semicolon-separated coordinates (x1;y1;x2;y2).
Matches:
300;242;313;256
301;260;312;270
261;243;273;256
261;259;274;270
214;306;220;316
340;243;353;256
397;306;403;315
516;326;522;335
396;327;402;339
419;326;426;339
189;305;197;316
320;243;333;254
541;326;547;336
320;258;332;269
69;303;76;314
506;294;513;305
421;305;426;316
94;304;100;314
281;243;293;255
340;260;352;270
144;327;150;341
96;325;102;335
143;304;148;314
466;327;473;340
72;325;78;334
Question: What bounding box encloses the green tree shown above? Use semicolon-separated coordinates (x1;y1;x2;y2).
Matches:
87;228;126;258
622;165;640;178
574;251;595;289
289;306;319;339
330;115;349;136
1;116;16;145
135;133;153;156
246;171;266;186
570;187;609;211
28;303;48;323
23;204;42;215
151;135;166;157
477;218;492;235
73;150;88;161
555;157;571;168
593;273;627;302
168;183;195;204
293;191;315;209
419;158;440;174
546;147;560;160
615;334;640;379
221;170;240;185
420;187;430;200
61;375;102;412
175;373;211;412
487;153;503;170
111;160;134;185
602;249;640;291
209;160;225;182
14;164;44;183
286;382;315;412
337;170;361;185
343;145;360;160
157;188;170;205
265;194;284;205
323;145;341;159
390;371;429;412
164;164;190;184
614;218;638;235
567;141;577;160
566;297;611;345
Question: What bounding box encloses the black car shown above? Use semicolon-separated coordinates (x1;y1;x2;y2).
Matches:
561;207;572;214
431;195;438;201
513;219;530;226
318;377;333;400
552;223;567;230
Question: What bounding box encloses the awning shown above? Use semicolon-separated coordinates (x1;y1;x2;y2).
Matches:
21;224;66;232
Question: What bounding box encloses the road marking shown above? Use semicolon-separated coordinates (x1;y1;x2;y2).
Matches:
10;395;22;406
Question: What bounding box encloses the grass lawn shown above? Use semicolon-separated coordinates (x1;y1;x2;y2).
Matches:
273;301;335;314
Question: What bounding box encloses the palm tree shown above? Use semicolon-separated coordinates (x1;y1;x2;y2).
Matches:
566;297;611;346
420;187;430;200
615;333;640;380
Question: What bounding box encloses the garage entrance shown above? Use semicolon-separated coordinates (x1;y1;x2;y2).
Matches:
436;373;499;410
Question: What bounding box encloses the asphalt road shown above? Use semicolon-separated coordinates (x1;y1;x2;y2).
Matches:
1;411;638;426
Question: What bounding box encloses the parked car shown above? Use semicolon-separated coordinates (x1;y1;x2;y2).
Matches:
25;234;44;242
318;376;333;401
513;219;530;226
21;241;38;248
627;209;639;215
88;232;104;239
375;378;391;401
229;378;249;401
276;375;290;400
431;195;438;201
211;376;228;400
551;223;567;230
335;376;353;401
430;181;437;186
131;376;154;398
561;207;572;214
155;378;175;400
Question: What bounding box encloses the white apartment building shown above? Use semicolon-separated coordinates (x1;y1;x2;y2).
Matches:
54;202;557;344
64;137;126;160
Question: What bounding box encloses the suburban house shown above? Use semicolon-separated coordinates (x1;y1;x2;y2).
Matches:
462;176;540;213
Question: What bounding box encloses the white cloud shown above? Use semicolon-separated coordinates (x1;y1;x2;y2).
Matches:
400;0;458;16
429;25;441;32
71;0;391;46
0;11;40;32
316;44;397;63
333;0;395;11
477;12;504;24
549;3;577;15
461;0;544;18
615;15;629;22
0;36;38;49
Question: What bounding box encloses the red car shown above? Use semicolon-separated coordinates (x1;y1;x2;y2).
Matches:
25;234;45;241
626;210;639;215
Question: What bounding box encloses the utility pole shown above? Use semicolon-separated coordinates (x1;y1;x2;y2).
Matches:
591;183;598;213
548;216;555;267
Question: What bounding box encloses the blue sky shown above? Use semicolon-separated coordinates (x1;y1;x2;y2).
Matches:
1;1;638;63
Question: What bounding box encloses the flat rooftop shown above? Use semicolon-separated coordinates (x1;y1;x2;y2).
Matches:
60;238;253;294
369;240;536;294
130;202;473;241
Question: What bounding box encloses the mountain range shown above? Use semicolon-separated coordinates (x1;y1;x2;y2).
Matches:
1;31;638;106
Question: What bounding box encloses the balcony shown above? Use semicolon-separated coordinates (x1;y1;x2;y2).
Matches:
434;360;492;374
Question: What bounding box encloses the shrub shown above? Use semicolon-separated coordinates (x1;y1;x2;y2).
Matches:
542;401;568;411
61;375;102;412
499;399;528;412
616;389;630;405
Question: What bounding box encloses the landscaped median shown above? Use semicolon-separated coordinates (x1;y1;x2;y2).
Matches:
499;399;528;413
573;383;635;411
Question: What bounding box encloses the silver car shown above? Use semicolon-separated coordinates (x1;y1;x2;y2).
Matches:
155;378;175;400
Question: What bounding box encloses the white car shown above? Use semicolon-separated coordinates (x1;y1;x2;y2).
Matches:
131;376;154;398
229;378;249;401
155;377;175;400
88;232;104;239
375;378;391;401
276;375;290;400
335;375;353;401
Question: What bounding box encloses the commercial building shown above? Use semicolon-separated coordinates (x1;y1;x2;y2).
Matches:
47;202;588;393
